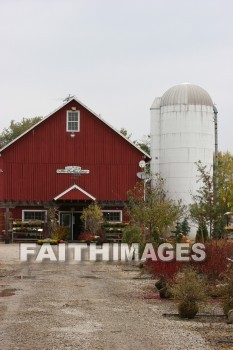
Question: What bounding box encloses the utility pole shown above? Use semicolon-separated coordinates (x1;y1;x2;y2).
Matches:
213;105;219;202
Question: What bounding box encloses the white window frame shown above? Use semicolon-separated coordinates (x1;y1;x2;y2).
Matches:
102;210;122;223
22;210;47;222
66;110;80;132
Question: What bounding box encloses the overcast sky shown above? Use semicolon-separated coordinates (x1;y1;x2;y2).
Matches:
0;0;232;151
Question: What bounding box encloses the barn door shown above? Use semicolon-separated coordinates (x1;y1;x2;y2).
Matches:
60;213;72;240
73;213;83;240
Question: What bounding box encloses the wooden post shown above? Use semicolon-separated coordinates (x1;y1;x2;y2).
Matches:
5;207;9;236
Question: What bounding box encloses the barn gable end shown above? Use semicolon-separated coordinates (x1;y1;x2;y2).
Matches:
0;98;150;241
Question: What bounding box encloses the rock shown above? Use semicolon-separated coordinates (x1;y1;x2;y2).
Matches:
227;309;233;323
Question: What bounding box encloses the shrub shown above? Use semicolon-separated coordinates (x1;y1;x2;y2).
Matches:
78;232;95;242
51;226;70;241
191;240;233;280
170;267;207;302
122;225;143;244
146;255;183;281
169;267;207;319
220;268;233;316
81;202;103;235
146;240;233;284
122;225;145;255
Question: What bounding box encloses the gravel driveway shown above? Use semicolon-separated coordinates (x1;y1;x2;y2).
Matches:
0;244;215;350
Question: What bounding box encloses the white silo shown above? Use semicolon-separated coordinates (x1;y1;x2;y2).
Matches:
150;83;215;235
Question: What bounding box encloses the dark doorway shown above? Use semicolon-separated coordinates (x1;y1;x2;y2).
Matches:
73;213;83;240
60;213;72;240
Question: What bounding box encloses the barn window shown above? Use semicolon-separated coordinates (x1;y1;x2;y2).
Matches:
102;210;122;222
22;210;47;222
66;111;80;132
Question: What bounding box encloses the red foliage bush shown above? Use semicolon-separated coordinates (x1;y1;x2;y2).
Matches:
191;240;233;280
146;259;183;281
145;240;233;281
78;232;95;241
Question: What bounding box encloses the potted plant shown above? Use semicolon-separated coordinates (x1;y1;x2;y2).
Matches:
169;267;207;319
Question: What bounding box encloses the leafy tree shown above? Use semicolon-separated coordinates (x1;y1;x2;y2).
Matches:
171;222;184;242
47;207;59;235
171;219;191;242
127;176;184;239
80;202;103;235
122;225;145;253
119;127;150;155
119;127;132;139
214;152;233;238
195;222;209;243
134;135;150;155
190;160;228;239
212;218;226;239
181;218;191;236
218;152;233;212
122;225;143;244
190;161;217;238
0;117;43;149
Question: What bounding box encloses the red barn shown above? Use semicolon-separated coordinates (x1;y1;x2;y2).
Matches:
0;98;149;240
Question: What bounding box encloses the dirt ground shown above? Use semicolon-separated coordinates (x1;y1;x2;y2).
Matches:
0;244;231;350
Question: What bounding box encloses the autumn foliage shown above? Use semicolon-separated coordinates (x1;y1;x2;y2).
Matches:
146;240;233;281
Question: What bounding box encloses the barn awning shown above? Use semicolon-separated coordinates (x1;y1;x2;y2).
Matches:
54;184;96;201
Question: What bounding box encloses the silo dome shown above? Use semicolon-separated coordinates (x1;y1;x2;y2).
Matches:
161;83;213;107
